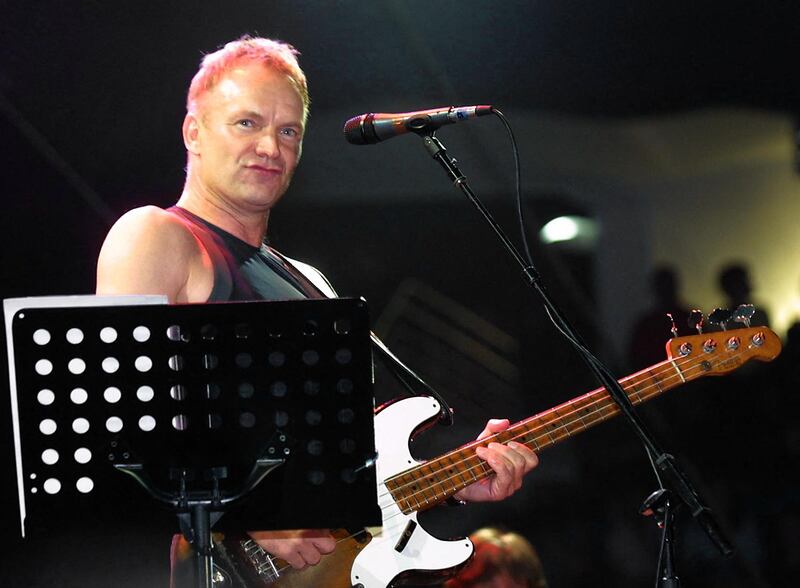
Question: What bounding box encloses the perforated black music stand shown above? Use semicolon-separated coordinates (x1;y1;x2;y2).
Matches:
4;295;381;587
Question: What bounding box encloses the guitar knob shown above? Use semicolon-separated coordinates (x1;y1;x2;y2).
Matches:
666;313;679;338
702;338;717;353
679;342;693;356
687;309;705;334
708;308;732;331
751;332;765;347
732;304;756;328
727;336;741;351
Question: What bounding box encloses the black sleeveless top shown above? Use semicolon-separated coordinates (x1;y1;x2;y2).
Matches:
167;206;323;302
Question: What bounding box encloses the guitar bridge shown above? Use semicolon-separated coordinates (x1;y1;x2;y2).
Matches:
240;538;281;581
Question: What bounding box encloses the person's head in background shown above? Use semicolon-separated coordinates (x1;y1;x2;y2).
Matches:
444;527;547;588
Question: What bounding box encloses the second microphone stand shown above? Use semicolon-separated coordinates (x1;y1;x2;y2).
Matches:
417;131;733;572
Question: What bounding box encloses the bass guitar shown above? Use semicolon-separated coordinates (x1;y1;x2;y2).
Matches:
213;326;781;587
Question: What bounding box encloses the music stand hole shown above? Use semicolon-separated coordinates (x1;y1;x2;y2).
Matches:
303;380;321;396
303;320;319;336
103;387;122;404
39;419;57;435
132;326;151;342
106;417;123;433
235;352;253;368
268;351;285;367
41;449;59;465
135;355;153;372
200;324;218;341
69;358;87;375
43;478;61;495
72;418;90;434
99;327;117;343
170;385;187;401
136;386;154;402
33;329;51;345
74;448;92;464
35;359;53;376
333;318;351;335
168;355;185;371
302;350;319;366
101;357;119;374
70;388;88;404
335;348;352;365
270;381;287;398
76;477;94;494
37;389;55;406
238;382;255;399
239;412;256;428
138;415;156;432
66;328;84;344
172;415;189;431
166;325;190;342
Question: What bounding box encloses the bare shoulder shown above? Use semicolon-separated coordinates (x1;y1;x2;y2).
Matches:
106;206;195;245
97;206;208;302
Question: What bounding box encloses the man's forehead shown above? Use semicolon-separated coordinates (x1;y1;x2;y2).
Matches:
210;63;302;106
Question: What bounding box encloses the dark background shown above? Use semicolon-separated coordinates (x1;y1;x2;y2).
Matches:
2;2;799;586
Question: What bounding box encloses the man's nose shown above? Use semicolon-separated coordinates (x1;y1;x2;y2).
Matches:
255;132;279;159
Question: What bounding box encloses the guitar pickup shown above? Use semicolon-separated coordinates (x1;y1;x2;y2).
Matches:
394;520;417;553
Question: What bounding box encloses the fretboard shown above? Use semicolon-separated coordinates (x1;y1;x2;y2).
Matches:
384;355;710;514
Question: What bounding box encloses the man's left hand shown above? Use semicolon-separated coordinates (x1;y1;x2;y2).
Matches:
454;418;539;503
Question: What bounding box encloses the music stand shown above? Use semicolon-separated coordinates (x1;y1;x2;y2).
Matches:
4;295;381;587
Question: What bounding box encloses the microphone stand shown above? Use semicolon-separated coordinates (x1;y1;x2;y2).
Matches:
417;131;733;570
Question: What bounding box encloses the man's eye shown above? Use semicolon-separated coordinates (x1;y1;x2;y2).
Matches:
280;128;299;138
237;120;255;128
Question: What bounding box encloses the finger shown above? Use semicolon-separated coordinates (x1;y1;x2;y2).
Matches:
508;441;539;472
477;418;510;440
476;444;516;497
299;543;323;566
285;551;308;569
492;442;526;493
311;535;337;554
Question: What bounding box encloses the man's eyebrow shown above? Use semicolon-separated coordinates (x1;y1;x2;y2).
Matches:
229;110;264;120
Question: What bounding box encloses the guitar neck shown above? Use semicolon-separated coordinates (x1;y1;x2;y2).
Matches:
384;352;723;514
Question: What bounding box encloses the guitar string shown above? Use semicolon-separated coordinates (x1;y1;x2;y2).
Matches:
377;345;750;512
380;352;714;509
373;353;715;529
261;341;763;578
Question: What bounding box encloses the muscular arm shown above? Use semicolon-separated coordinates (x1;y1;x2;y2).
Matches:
96;206;212;303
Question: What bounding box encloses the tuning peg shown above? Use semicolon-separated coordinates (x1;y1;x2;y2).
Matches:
666;313;679;338
731;304;756;328
708;308;732;331
687;309;705;334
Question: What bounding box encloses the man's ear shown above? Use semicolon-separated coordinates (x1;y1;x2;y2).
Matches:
183;113;201;155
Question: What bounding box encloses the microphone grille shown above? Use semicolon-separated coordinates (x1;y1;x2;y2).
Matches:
343;113;378;145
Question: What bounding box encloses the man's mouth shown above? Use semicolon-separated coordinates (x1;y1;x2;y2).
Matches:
244;164;282;175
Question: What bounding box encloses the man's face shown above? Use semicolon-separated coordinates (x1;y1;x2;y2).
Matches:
187;61;305;212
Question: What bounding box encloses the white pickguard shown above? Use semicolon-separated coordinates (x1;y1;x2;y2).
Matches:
350;396;474;588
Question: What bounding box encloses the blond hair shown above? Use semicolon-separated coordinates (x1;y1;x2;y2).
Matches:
186;35;309;125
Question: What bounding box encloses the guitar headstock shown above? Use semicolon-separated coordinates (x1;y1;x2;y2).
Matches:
665;327;781;376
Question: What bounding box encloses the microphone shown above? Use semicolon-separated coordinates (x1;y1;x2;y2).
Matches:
343;105;493;145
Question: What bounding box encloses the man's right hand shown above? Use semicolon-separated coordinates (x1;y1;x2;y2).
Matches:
247;529;336;569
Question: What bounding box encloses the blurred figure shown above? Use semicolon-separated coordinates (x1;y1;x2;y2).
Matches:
717;262;770;327
444;527;547;588
627;265;693;370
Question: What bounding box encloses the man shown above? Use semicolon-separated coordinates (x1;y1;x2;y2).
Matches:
97;36;538;574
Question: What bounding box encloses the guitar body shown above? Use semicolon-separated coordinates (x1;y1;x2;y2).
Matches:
215;396;473;588
349;396;473;588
